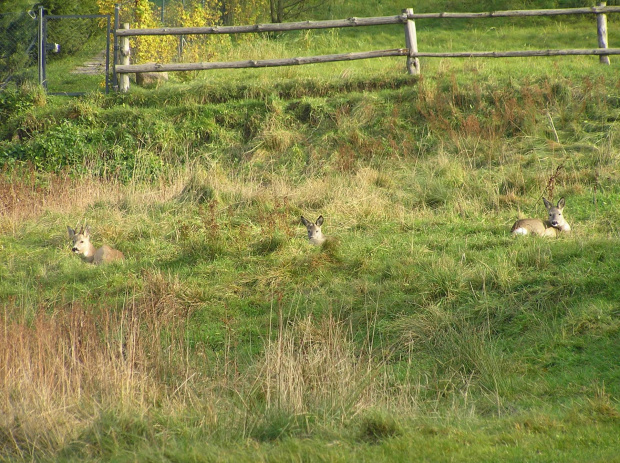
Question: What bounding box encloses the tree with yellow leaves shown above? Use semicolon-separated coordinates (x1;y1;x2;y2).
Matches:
95;0;316;69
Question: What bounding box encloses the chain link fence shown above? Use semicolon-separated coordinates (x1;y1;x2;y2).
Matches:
0;11;38;89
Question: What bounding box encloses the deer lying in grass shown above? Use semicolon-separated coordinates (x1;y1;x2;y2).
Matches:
511;197;571;237
67;225;124;264
301;215;326;245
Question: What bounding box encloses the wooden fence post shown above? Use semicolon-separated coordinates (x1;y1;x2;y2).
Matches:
597;2;610;64
38;5;45;88
120;23;131;92
403;8;420;75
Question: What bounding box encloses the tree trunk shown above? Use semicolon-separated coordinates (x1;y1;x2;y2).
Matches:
269;0;285;23
220;0;234;26
270;0;277;23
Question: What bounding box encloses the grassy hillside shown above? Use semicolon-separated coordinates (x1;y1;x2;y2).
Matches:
1;2;619;461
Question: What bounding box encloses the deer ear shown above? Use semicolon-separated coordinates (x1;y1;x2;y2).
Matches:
557;197;565;209
67;226;75;238
316;215;324;226
84;225;91;237
301;216;310;227
542;197;552;210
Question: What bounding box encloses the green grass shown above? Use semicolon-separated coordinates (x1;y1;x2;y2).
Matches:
1;1;620;461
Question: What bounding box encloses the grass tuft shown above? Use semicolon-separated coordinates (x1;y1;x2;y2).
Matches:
358;411;401;443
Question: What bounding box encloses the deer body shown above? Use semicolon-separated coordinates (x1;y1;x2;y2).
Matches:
67;225;124;264
511;197;570;237
301;215;326;245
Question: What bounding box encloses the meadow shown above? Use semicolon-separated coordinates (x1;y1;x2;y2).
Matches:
1;1;619;461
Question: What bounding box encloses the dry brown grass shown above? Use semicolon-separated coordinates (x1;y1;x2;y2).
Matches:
257;311;367;414
249;306;423;420
0;268;198;455
0;167;187;235
0;289;412;456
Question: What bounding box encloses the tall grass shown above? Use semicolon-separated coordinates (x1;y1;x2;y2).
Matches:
0;275;192;457
0;281;422;457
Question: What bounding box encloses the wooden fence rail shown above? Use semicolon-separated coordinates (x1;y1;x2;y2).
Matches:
115;6;620;36
113;4;620;92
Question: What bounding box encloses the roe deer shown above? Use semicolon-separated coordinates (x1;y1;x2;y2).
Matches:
301;215;326;245
511;197;571;237
67;225;125;264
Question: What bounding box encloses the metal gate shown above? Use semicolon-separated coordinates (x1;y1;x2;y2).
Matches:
38;7;111;95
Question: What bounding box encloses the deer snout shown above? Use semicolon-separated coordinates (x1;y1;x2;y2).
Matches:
72;247;79;253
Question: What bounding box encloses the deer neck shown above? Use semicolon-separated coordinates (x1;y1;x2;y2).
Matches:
81;243;97;263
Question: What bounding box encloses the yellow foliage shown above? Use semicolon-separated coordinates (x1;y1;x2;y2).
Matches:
132;0;177;63
96;0;272;69
167;1;230;66
229;0;270;26
95;0;116;17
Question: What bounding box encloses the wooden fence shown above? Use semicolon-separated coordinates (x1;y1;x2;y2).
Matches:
113;3;620;92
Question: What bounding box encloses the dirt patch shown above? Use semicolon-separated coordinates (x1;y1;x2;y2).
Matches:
71;50;107;75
